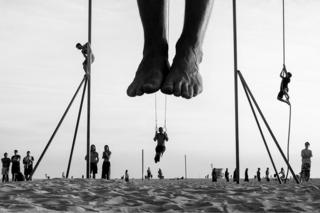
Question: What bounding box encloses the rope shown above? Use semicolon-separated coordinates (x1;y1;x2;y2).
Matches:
285;104;292;181
282;0;285;65
154;0;169;132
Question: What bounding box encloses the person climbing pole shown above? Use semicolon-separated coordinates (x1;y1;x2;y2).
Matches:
277;65;292;105
127;0;214;99
153;127;169;163
301;142;312;182
76;42;95;73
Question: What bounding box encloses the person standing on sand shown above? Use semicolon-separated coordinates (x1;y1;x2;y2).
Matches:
85;144;99;179
1;153;11;183
265;168;270;182
301;142;312;181
125;170;129;182
23;151;34;181
279;167;285;182
211;168;217;182
127;0;214;99
257;168;261;182
224;168;229;182
244;168;249;182
146;167;153;180
233;169;238;182
101;145;111;180
11;150;21;181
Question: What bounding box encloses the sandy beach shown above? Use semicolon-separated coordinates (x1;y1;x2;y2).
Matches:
0;178;319;212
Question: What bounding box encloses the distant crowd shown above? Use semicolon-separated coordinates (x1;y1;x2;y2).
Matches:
1;150;34;182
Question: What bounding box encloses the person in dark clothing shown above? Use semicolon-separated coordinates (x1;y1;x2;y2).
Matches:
76;42;95;73
257;168;261;182
146;167;153;180
101;145;111;180
125;170;129;182
224;168;229;182
158;168;164;179
23;151;34;181
277;65;292;105
266;168;270;182
244;168;249;182
211;168;217;182
1;153;11;183
85;144;99;179
153;127;169;163
233;168;238;182
11;150;21;181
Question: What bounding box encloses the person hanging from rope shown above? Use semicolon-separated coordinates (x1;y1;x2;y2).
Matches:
127;0;214;99
153;127;169;163
277;65;292;105
76;42;95;73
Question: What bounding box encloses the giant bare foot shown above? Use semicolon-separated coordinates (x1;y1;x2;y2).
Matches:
127;54;169;97
161;44;203;99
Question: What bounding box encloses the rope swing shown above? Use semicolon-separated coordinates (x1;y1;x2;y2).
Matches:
279;0;292;181
154;0;169;133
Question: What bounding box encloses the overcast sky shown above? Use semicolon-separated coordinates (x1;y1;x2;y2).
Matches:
0;0;319;179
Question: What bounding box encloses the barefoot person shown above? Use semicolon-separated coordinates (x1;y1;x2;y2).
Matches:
85;145;99;179
76;42;95;73
153;127;169;163
277;65;292;105
301;142;312;181
101;145;111;180
11;150;21;181
1;153;10;183
127;0;214;99
23;151;34;181
265;168;270;182
224;168;229;182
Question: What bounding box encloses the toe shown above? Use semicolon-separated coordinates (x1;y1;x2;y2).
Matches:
161;80;174;95
188;85;194;99
181;83;189;99
142;83;159;94
127;83;137;97
173;82;182;97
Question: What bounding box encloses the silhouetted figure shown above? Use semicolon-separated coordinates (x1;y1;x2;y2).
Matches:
224;168;229;182
11;150;21;181
1;153;10;183
153;127;169;163
158;168;164;179
85;144;99;179
265;168;270;182
301;142;312;182
244;168;249;182
127;0;214;99
277;65;292;105
23;151;34;181
102;145;111;180
76;42;95;73
257;168;261;182
146;167;153;180
233;169;238;182
211;168;217;182
125;170;129;182
279;167;285;182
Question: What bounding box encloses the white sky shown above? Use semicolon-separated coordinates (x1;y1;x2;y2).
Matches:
0;0;319;179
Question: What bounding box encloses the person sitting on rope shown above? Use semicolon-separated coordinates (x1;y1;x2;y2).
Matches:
153;127;168;163
277;65;292;105
76;42;95;73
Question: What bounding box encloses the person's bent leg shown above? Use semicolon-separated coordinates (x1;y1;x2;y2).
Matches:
127;0;170;97
162;0;214;98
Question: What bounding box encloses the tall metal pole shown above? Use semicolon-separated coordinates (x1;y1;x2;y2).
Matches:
86;0;92;179
142;149;144;180
31;77;86;178
184;154;187;179
232;0;240;184
66;78;88;178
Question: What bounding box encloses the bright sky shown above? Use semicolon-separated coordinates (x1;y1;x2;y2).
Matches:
0;0;319;179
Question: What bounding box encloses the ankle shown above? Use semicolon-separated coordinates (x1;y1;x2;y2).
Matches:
175;38;203;64
143;40;168;58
